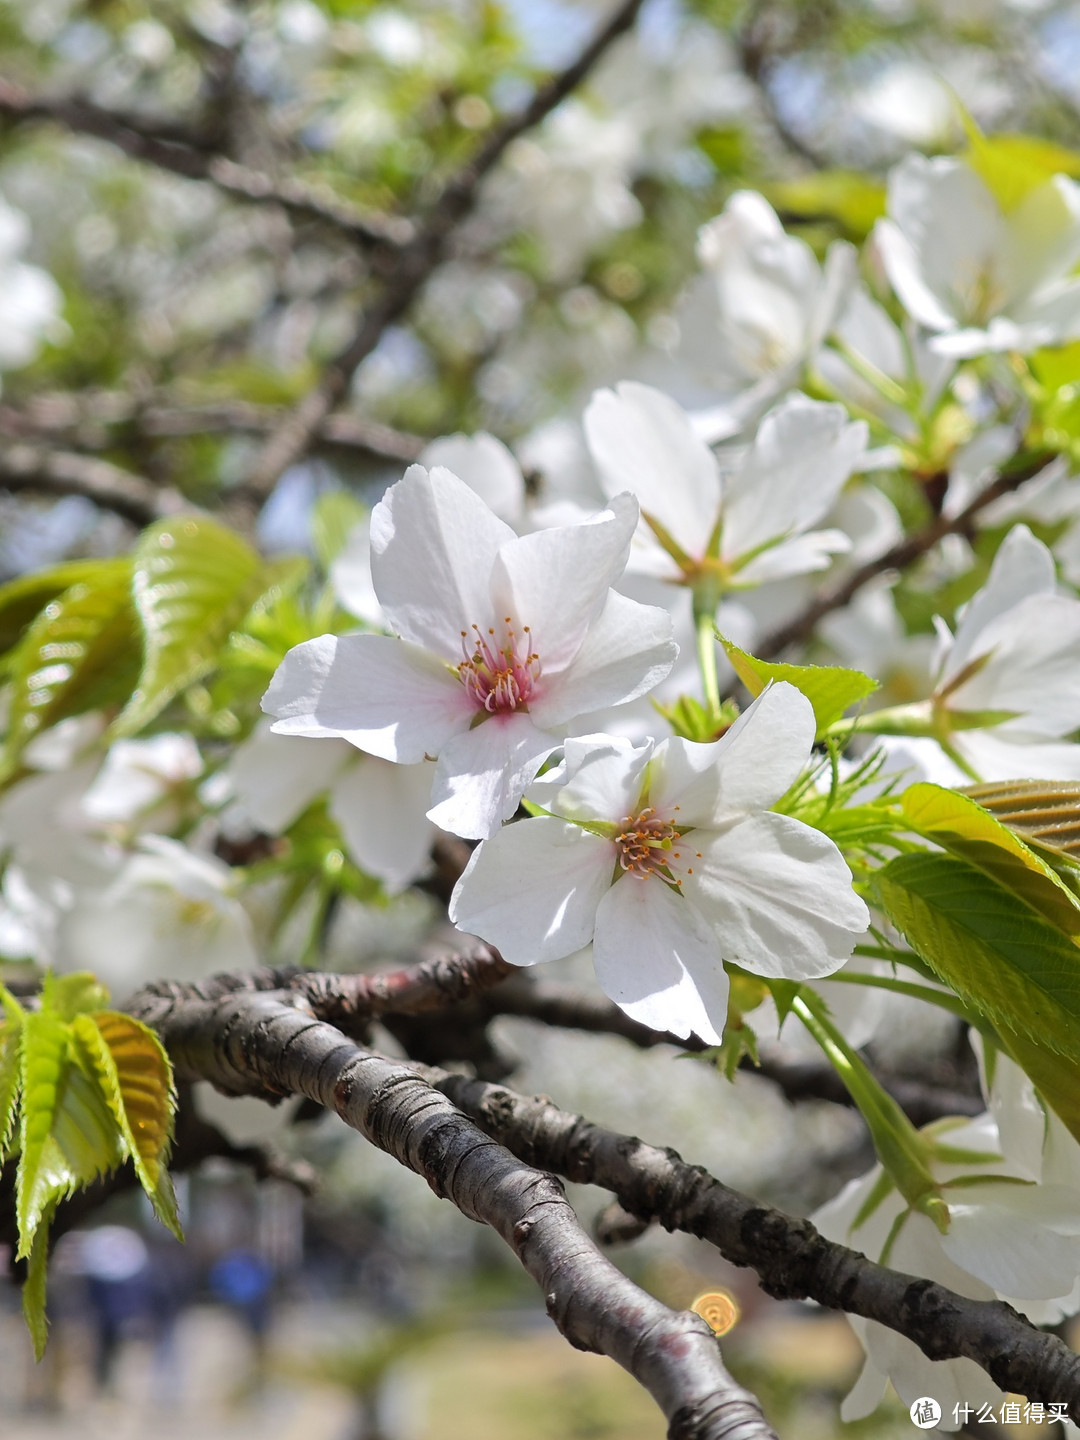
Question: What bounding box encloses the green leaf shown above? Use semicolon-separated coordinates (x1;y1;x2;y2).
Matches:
874;852;1080;1062
0;998;23;1165
310;490;367;572
963;129;1080;213
42;971;111;1022
0;560;130;661
900;784;1080;941
72;1012;182;1239
718;637;878;739
2;566;140;768
111;515;265;737
22;1205;53;1362
961;779;1080;859
16;1012;124;1257
999;1028;1080;1148
764;170;886;239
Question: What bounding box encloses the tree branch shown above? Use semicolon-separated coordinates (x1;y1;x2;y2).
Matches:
125;969;1080;1417
755;451;1056;660
242;0;647;502
432;1069;1080;1418
0;442;187;526
0;394;426;467
129;984;777;1439
0;78;412;248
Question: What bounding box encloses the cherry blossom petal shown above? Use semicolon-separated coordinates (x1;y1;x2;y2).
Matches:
720;394;867;565
330;518;382;626
650;684;815;827
419;432;525;527
583;382;721;562
229;723;352;832
490;493;639;673
427;712;557;839
944;524;1055;684
449;817;613;964
369;464;517;659
877;156;1006;333
330;758;436;892
263;632;474;763
941;1186;1080;1300
592;877;727;1044
733;528;851;585
692;811;868;978
529;589;677;728
531;734;651;825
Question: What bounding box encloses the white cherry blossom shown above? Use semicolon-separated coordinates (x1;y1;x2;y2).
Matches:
54;834;258;996
674;191;856;439
263;464;677;839
450;684;868;1044
886;525;1080;782
875;154;1080;356
583;382;867;588
0;194;64;378
814;1111;1080;1426
227;721;437;893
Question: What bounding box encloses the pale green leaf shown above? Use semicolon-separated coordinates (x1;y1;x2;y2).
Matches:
73;1012;182;1239
16;1013;124;1257
963;128;1080;212
0;560;131;660
0;1005;23;1166
874;853;1080;1062
41;971;111;1022
765;170;886;238
2;566;140;769
900;784;1080;941
310;490;367;572
961;779;1080;859
718;636;878;739
111;515;265;737
22;1205;54;1362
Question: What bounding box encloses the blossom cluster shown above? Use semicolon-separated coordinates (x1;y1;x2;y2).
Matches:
8;125;1080;1428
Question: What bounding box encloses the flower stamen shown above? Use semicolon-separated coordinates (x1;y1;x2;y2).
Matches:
615;807;685;885
458;619;541;715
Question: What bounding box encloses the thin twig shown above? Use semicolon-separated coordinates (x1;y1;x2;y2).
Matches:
0;395;426;466
0;442;186;526
0;78;412;248
756;451;1056;660
242;0;647;503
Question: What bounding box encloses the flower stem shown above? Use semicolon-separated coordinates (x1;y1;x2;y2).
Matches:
694;603;721;716
792;989;948;1229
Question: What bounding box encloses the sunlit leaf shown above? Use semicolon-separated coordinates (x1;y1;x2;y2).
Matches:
900;784;1080;940
111;515;265;737
22;1205;53;1361
0;560;130;661
311;490;367;572
963;128;1080;212
16;1012;124;1257
42;971;111;1022
72;1012;182;1239
874;852;1080;1062
961;780;1080;858
765;170;886;238
718;636;878;739
0;990;24;1165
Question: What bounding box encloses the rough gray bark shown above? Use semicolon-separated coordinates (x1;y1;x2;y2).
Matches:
130;984;776;1440
126;973;1080;1423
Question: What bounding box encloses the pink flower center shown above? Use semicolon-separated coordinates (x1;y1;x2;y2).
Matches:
614;806;702;887
458;618;541;715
